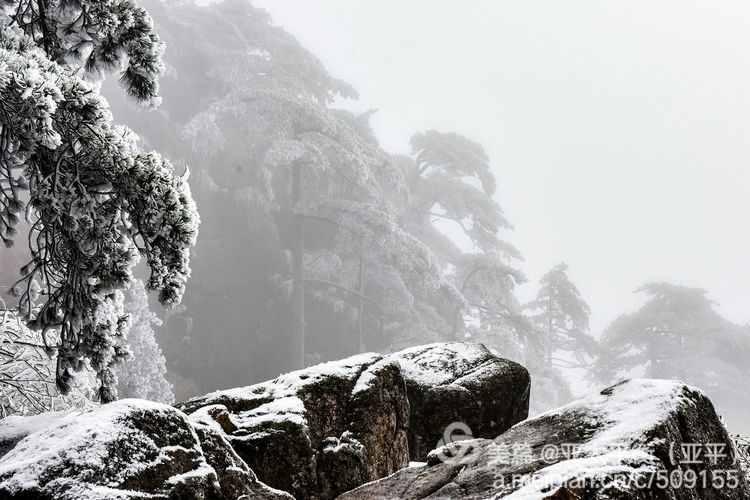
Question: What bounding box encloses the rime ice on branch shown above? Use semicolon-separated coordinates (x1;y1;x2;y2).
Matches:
0;1;199;402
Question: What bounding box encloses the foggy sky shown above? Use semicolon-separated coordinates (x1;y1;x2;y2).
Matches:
254;0;750;333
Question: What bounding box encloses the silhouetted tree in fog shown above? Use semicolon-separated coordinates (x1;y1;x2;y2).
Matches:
527;263;596;365
398;131;531;359
525;263;596;412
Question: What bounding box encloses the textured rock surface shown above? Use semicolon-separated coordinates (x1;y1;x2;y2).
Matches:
191;416;294;500
0;399;291;500
339;379;749;500
177;342;530;499
178;353;410;500
383;343;530;461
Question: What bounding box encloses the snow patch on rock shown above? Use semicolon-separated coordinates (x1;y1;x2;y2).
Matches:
0;399;195;495
191;352;381;407
0;410;77;449
391;342;489;387
523;378;699;453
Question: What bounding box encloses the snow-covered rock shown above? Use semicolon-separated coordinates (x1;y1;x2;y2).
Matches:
0;399;291;500
178;352;409;500
0;411;74;459
380;343;530;461
176;342;530;499
338;379;749;499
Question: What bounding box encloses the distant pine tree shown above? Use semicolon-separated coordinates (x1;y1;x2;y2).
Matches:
527;263;596;366
524;263;596;413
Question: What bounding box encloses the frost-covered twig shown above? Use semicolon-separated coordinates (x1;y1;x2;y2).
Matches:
0;307;94;417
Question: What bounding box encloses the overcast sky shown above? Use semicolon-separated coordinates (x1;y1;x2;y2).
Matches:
254;0;750;333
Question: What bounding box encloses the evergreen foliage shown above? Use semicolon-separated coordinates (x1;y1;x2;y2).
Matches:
527;263;596;365
0;0;198;401
102;0;530;392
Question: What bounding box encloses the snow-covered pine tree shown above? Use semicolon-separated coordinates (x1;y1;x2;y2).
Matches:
185;89;461;362
455;252;531;356
311;198;464;351
116;278;174;403
170;1;461;363
522;263;596;412
527;263;596;366
398;130;530;351
100;0;371;385
0;1;199;402
406;131;506;253
102;1;512;380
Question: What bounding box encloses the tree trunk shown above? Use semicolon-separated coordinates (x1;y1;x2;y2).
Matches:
546;294;553;365
291;163;305;369
357;244;365;353
451;306;462;340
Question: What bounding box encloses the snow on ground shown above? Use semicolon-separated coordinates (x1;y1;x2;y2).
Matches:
580;379;696;453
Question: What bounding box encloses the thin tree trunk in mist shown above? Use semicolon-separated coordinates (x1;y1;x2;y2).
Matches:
291;163;305;369
451;306;461;340
547;294;553;365
357;244;365;353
